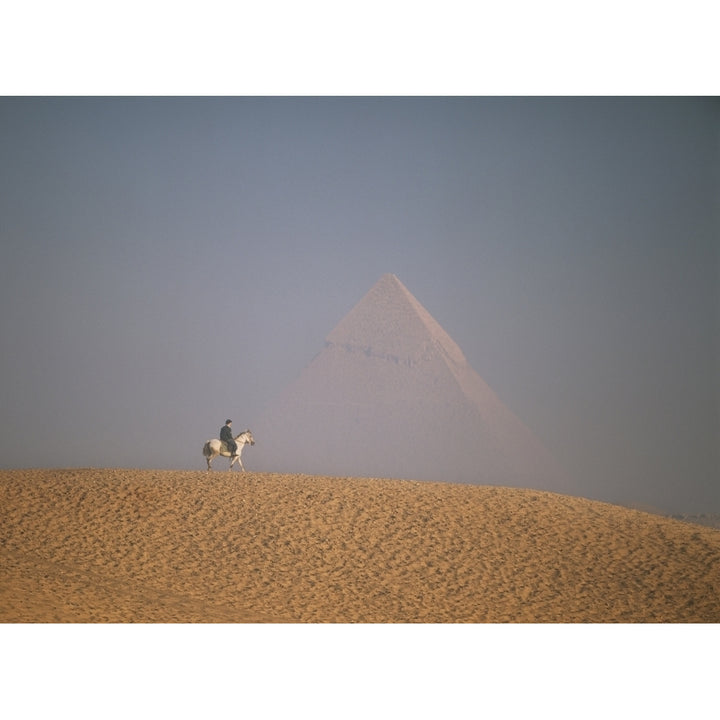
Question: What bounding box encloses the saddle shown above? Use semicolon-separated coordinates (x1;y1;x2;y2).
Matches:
220;441;237;456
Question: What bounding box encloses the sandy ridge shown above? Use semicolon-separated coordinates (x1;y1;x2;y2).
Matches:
1;469;719;623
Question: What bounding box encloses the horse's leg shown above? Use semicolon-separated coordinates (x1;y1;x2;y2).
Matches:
237;455;245;472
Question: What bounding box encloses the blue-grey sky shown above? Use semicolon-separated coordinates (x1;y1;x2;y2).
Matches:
1;97;717;513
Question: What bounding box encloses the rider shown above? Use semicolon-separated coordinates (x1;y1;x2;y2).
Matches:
220;419;238;457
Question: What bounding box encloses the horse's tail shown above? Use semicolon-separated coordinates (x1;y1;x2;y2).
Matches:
202;441;212;458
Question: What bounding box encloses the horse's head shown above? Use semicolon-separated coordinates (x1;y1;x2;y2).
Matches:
244;429;255;446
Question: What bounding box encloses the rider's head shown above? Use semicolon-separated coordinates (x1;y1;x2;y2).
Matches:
225;419;232;425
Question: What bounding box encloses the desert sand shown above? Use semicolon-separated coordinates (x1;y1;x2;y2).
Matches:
1;468;719;623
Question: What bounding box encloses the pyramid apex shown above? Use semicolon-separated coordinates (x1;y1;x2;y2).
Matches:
376;272;402;285
326;274;466;367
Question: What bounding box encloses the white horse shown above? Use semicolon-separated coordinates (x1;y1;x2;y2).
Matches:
203;429;255;471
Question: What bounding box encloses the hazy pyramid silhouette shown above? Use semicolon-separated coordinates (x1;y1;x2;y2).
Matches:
254;274;570;492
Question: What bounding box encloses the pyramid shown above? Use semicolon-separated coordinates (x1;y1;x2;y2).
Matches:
253;274;570;493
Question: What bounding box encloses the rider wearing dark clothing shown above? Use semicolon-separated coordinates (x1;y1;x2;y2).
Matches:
220;419;238;456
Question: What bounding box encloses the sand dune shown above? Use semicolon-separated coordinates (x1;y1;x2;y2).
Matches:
1;468;719;623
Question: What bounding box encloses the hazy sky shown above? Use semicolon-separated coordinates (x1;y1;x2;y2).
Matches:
1;97;717;513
